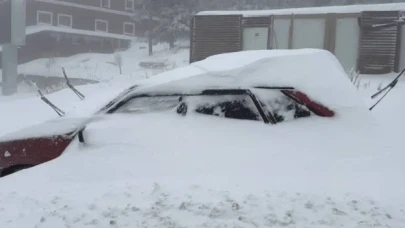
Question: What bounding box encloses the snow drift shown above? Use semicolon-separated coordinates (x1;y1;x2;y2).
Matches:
0;49;404;228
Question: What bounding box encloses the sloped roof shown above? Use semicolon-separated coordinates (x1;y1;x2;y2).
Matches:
198;3;405;16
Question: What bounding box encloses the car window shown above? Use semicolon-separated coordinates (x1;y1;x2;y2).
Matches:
99;86;138;113
114;94;262;122
253;89;311;123
186;95;262;121
115;96;180;113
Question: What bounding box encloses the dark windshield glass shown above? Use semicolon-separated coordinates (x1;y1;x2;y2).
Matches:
253;89;311;123
114;94;262;122
187;95;261;121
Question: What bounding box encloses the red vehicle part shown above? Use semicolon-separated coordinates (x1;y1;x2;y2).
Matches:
0;135;74;174
282;90;335;117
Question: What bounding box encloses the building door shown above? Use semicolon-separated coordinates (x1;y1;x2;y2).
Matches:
292;18;326;49
243;28;269;50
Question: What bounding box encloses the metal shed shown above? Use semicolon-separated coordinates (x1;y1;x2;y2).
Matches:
190;3;405;74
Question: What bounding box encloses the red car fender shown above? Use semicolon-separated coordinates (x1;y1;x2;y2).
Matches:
0;135;74;171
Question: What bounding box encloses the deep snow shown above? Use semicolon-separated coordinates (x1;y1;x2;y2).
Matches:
0;109;404;227
1;48;405;228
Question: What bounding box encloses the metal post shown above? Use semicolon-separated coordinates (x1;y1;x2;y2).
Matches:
1;44;18;95
288;14;295;49
1;0;26;96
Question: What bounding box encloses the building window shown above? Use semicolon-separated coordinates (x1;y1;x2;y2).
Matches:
95;19;108;33
57;14;72;28
123;22;135;36
37;11;53;26
100;0;110;8
125;0;134;11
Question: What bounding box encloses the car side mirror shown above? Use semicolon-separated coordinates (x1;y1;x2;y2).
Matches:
176;102;188;116
78;128;86;143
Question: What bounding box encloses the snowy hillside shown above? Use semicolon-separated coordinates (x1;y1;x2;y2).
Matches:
0;39;190;95
18;40;190;82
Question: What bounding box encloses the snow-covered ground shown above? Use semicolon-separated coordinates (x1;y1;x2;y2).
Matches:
1;47;405;228
17;40;190;83
0;39;189;95
357;73;405;131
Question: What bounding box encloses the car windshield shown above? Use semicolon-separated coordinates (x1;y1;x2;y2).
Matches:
253;89;311;123
114;96;181;113
114;94;262;122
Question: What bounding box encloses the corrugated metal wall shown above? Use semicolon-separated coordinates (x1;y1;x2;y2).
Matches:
358;11;402;74
190;11;403;74
401;11;405;71
242;16;272;28
189;15;243;63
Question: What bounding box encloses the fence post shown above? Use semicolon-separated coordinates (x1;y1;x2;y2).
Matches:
288;14;295;49
2;44;18;95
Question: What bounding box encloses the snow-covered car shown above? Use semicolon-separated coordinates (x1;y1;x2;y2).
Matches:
0;49;371;178
1;49;404;227
0;81;334;177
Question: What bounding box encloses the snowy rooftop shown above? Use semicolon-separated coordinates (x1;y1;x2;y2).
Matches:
24;25;133;41
0;25;132;52
198;3;405;16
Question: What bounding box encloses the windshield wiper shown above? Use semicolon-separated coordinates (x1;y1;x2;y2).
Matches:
369;67;405;111
253;86;294;90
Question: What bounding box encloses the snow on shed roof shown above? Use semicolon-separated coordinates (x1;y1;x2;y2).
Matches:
0;25;132;52
135;49;366;112
197;3;405;16
25;25;133;41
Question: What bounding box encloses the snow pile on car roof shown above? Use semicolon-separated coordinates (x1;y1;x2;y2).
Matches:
138;49;365;112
